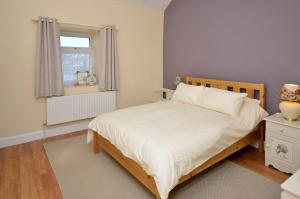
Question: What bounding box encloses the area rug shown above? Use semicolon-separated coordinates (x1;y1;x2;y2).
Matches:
44;135;281;199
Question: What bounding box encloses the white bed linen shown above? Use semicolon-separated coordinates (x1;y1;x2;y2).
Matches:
88;101;266;199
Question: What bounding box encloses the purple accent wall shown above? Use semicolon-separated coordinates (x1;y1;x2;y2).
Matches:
164;0;300;113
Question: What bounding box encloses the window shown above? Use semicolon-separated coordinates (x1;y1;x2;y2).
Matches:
61;36;90;48
60;34;93;85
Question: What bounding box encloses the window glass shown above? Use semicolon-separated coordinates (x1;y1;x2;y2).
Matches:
61;53;91;85
60;36;90;48
60;34;93;85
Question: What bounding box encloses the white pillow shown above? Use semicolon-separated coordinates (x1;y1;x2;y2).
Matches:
238;97;269;130
198;87;247;117
172;83;205;105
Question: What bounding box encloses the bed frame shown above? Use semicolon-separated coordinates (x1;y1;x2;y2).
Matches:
92;76;266;199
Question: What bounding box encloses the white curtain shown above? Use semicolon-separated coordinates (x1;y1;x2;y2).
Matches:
99;26;119;91
35;16;64;97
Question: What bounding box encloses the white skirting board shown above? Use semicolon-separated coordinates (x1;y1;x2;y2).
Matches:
0;120;91;148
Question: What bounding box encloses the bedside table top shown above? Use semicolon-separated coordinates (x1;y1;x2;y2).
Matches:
264;113;300;129
281;169;300;196
162;88;174;92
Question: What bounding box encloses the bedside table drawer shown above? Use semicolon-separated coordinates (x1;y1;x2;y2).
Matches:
267;122;300;140
264;114;300;174
265;133;300;172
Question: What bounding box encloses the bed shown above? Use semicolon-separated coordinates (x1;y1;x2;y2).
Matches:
88;77;266;199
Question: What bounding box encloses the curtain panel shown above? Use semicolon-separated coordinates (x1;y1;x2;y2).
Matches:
99;26;119;91
35;16;64;97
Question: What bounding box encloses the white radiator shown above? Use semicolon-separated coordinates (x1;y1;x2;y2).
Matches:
46;91;116;125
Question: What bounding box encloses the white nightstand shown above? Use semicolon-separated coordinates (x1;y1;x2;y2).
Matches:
281;169;300;199
151;88;174;102
162;88;175;100
264;113;300;174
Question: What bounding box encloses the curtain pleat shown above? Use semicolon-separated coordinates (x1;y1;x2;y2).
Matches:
99;26;119;91
35;16;64;97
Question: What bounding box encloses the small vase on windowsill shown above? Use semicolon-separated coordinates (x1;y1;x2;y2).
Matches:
279;84;300;121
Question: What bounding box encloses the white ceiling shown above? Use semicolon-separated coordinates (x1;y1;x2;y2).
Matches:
115;0;172;10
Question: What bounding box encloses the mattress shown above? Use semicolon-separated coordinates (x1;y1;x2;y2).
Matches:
88;101;265;199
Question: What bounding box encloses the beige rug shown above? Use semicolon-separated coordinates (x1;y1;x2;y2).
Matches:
44;135;281;199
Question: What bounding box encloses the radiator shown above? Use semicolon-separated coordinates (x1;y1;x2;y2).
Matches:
46;91;116;125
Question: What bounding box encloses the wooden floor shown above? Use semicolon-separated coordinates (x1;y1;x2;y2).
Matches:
229;145;290;184
0;130;290;199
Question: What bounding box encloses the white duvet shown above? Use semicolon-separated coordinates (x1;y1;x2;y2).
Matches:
88;100;267;199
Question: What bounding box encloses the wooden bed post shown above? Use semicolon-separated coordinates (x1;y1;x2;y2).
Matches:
93;131;100;154
258;122;265;153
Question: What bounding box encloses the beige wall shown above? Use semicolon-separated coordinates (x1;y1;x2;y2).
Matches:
0;0;163;138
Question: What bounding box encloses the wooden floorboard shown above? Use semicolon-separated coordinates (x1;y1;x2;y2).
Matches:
229;145;290;184
0;130;85;199
0;130;290;198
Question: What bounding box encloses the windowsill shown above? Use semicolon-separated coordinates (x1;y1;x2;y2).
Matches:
64;83;97;87
64;84;100;95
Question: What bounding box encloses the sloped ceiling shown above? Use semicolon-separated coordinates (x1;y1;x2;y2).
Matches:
115;0;172;9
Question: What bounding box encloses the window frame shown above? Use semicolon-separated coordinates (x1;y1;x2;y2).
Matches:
60;32;94;86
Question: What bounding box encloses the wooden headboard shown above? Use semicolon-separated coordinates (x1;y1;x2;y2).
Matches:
186;76;265;108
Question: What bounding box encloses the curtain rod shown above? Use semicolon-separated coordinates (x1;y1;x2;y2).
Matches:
31;18;118;31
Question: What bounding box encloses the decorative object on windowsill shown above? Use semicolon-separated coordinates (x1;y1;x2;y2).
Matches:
279;83;300;121
173;75;182;86
76;71;89;85
87;73;97;86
